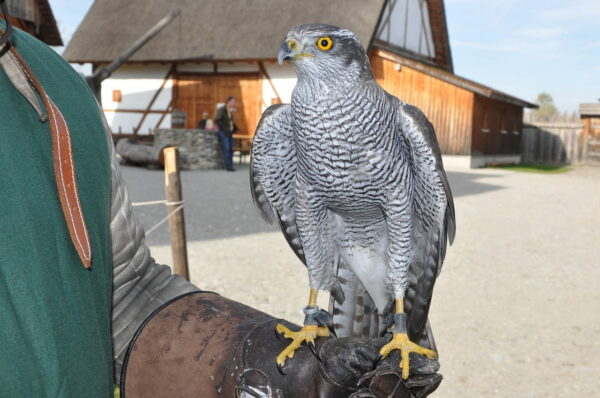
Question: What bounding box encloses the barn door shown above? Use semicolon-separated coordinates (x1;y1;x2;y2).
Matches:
174;73;261;134
175;75;217;129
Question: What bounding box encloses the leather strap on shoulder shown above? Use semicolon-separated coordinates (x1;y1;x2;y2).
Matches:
7;46;92;268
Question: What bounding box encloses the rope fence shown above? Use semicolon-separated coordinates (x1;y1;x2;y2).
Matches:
131;200;185;236
130;146;189;280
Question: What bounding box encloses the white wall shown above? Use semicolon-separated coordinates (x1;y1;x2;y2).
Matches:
101;63;172;134
100;62;300;133
262;62;297;107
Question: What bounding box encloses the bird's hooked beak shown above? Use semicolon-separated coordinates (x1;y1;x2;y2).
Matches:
277;38;314;65
278;40;293;65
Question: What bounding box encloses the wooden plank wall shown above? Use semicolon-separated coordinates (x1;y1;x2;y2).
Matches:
370;54;473;155
521;123;582;165
174;73;261;134
581;117;600;165
471;94;523;155
583;137;600;165
582;116;600;140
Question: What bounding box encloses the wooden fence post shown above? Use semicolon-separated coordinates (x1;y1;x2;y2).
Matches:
163;147;190;280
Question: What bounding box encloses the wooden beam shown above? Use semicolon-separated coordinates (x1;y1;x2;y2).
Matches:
374;0;395;40
583;117;591;136
154;99;173;129
133;64;175;134
69;58;287;66
258;61;282;105
172;68;179;111
102;109;171;114
174;71;259;76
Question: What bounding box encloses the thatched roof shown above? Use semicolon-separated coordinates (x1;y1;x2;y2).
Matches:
64;0;386;63
36;0;62;46
4;0;62;45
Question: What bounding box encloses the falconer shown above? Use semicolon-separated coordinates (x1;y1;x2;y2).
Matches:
0;7;441;396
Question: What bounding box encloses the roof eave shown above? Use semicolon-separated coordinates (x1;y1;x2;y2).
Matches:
71;57;283;65
37;0;63;46
579;103;600;117
374;49;537;109
372;40;442;69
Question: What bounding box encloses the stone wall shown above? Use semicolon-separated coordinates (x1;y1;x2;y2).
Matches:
154;129;224;170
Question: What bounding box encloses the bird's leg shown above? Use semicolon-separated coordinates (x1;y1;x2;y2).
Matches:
275;187;334;371
275;288;332;370
377;299;438;379
378;190;436;378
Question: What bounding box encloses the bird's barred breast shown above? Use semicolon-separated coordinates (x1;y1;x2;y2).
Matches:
292;90;405;213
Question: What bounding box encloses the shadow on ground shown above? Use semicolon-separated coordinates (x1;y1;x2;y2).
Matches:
446;170;504;198
120;163;505;246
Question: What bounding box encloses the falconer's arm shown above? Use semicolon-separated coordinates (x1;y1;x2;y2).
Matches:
102;118;200;383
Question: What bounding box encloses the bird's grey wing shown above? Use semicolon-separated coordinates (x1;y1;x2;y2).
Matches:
396;101;456;344
250;104;305;263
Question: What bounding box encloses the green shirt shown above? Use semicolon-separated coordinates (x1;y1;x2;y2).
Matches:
0;23;113;397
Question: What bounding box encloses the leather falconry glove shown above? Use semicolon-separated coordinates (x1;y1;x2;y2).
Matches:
121;292;441;398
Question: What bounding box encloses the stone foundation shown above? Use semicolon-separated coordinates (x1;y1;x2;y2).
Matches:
154;129;224;170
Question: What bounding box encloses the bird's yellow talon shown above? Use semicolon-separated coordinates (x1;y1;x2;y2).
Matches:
378;332;437;380
275;323;330;367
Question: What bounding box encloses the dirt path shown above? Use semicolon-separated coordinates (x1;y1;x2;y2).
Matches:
123;164;600;397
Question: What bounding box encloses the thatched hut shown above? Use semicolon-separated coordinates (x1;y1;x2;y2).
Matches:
64;0;536;167
1;0;62;45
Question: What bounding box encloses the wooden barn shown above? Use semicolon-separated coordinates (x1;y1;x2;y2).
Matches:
0;0;62;46
580;103;600;140
64;0;535;167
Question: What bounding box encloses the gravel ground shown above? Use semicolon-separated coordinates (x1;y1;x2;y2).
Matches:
121;162;600;398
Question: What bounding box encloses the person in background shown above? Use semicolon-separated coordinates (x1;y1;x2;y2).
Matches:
214;96;238;171
197;111;214;130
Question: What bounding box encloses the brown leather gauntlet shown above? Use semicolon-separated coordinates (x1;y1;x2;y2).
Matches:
121;292;441;398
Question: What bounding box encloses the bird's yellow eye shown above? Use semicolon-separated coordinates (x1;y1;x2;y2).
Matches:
316;36;333;51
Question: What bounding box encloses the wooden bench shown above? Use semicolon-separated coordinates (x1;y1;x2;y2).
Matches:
232;133;253;164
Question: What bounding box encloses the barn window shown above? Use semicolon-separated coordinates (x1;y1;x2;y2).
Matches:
500;110;508;135
375;0;435;59
481;108;490;133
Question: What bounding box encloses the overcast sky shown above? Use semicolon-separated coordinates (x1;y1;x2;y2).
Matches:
50;0;599;112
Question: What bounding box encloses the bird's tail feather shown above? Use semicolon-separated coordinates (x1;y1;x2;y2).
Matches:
329;259;383;338
329;258;439;350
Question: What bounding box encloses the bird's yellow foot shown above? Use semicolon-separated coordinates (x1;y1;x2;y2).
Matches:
378;332;438;380
275;323;330;369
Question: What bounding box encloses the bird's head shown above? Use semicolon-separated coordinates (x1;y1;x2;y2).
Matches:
278;24;373;85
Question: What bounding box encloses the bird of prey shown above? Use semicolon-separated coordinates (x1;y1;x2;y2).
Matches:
250;24;455;379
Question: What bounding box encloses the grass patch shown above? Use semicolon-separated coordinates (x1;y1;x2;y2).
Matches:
488;163;572;174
